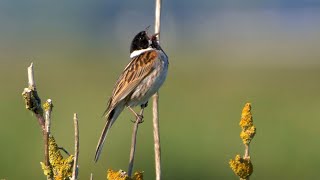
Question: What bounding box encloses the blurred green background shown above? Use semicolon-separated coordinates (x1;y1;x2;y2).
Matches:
1;0;320;179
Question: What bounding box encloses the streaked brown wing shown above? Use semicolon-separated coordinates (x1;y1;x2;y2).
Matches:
104;50;158;114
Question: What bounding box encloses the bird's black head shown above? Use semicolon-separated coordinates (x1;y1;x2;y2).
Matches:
130;31;150;53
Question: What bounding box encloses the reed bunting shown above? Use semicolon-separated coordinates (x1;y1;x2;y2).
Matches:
94;30;169;162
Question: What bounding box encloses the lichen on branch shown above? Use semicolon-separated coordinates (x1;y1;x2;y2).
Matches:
229;103;256;180
239;103;256;145
41;136;74;180
107;169;143;180
229;154;253;179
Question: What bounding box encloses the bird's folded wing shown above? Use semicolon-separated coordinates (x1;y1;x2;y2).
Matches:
108;50;158;109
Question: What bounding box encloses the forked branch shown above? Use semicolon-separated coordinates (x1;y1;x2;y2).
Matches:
22;63;79;180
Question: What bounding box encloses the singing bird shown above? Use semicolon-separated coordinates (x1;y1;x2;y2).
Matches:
94;30;169;162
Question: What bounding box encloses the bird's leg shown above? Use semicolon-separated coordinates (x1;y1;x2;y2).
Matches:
128;106;145;124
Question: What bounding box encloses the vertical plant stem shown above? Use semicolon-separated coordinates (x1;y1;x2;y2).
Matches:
128;119;140;176
244;144;250;159
44;99;53;174
128;109;144;177
241;144;250;180
44;99;53;133
44;129;51;179
154;0;161;42
28;62;36;89
25;63;52;179
27;63;46;130
153;0;162;180
152;92;161;180
72;113;79;180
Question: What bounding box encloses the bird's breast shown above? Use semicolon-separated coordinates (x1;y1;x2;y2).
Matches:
128;51;168;107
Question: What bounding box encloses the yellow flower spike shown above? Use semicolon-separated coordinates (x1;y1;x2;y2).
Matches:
229;155;253;179
107;169;144;180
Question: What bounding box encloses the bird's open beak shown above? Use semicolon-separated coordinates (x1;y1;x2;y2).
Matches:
149;33;159;41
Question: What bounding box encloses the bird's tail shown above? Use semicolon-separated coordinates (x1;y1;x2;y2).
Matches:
94;103;124;162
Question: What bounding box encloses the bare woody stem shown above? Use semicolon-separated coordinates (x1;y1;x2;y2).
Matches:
23;63;52;179
43;99;53;180
154;0;161;42
152;92;161;180
72;113;79;180
43;99;53;177
241;145;250;180
43;129;50;176
44;99;53;134
244;144;250;159
28;62;36;89
153;0;162;180
27;63;46;130
128;108;144;177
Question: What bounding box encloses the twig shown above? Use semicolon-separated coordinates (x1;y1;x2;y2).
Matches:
43;99;53;180
72;113;80;180
58;147;71;156
22;63;52;179
44;99;53;134
244;144;249;159
153;0;162;179
128;109;144;177
28;62;36;89
24;63;45;130
241;145;250;180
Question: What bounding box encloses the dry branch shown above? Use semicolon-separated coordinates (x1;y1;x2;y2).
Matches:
22;63;79;180
72;113;79;180
22;63;51;179
128;108;145;177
